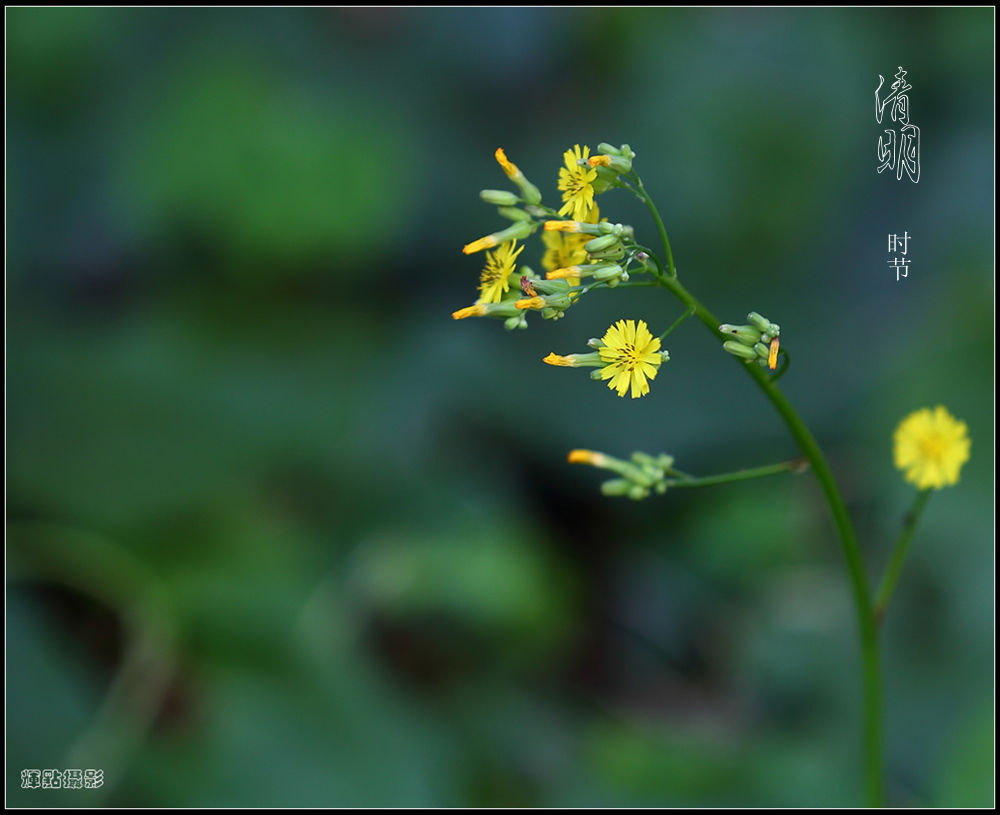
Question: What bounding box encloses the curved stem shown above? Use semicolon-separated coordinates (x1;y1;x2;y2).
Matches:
873;489;932;625
668;458;808;489
630;176;883;805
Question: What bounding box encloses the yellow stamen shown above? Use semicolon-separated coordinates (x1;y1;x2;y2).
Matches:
546;266;580;280
768;337;780;370
463;235;498;254
515;296;545;310
588;155;612;167
568;449;607;467
544;220;581;233
495;147;519;179
452;304;487;320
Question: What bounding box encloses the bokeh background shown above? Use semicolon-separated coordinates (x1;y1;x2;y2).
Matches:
6;7;993;807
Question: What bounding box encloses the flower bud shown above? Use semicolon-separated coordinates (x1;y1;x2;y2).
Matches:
719;324;762;346
723;340;759;360
479;189;520;207
746;311;779;336
544;220;603;235
494;147;541;204
600;478;632;497
593;264;626;283
589;154;633;174
497;206;532;222
452;300;522;320
463;221;534;254
584;234;620;253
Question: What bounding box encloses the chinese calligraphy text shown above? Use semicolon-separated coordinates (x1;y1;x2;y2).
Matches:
876;67;920;183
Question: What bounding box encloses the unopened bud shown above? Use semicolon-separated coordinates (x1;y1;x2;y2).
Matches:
584;234;620;253
497;206;532;222
480;189;520;207
719;324;762;346
723;340;759;360
601;478;632;497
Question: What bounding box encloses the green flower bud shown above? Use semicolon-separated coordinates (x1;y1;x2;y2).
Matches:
497;206;532;222
504;315;527;331
584;234;620;253
598;142;624;156
747;312;771;333
531;277;571;295
601;478;632;497
591;165;619;194
515;178;541;206
480;189;520;206
593;264;625;282
587;244;626;261
754;342;770;360
719;324;762;346
723;340;759;360
627;485;650;501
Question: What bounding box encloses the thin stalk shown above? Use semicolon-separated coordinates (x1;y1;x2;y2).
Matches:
668;458;807;489
659;306;695;342
873;489;932;624
629;171;677;278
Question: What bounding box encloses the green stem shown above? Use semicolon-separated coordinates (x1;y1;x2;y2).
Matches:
668;458;807;489
632;177;883;806
659;306;695;342
873;489;932;625
629;172;677;278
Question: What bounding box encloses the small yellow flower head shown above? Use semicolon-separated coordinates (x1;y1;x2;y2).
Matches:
515;295;546;311
598;319;663;399
568;449;609;467
557;144;598;222
463;235;498;254
494;147;541;205
452;304;487;320
477;240;524;304
542;352;600;367
893;406;970;490
495;147;519;180
543;352;575;367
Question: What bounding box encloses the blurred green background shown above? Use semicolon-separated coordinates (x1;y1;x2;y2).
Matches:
6;7;993;807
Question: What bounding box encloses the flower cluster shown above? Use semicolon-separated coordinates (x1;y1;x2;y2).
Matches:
452;143;666;399
720;311;782;369
567;449;678;500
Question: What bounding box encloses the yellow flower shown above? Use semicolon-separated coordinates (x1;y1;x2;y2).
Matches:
893;406;970;490
598;319;663;399
477;240;524;304
542;205;598;286
557;144;597;222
